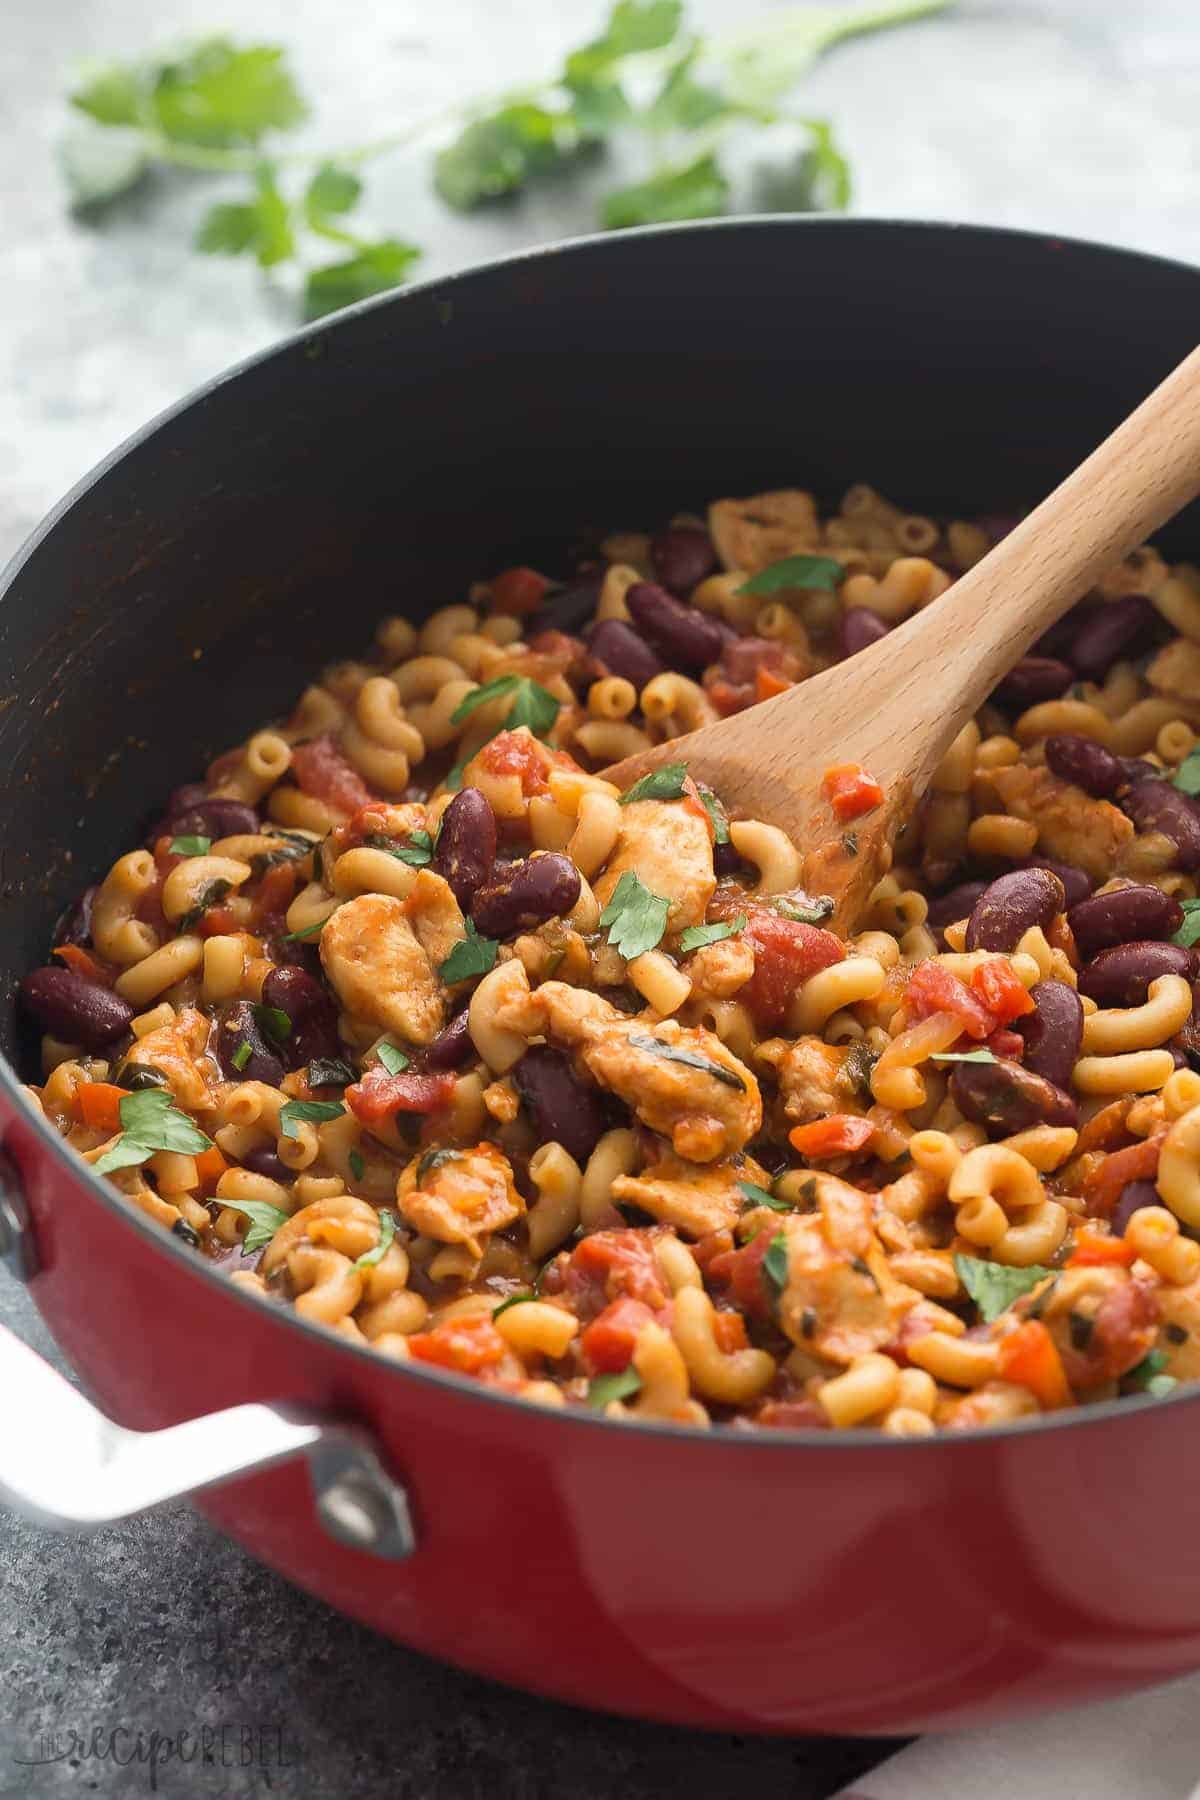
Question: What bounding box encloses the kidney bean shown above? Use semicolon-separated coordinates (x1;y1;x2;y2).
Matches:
1069;595;1156;680
472;854;581;938
53;884;97;949
242;1145;292;1183
150;796;261;846
1120;778;1200;870
423;1008;474;1072
949;1057;1077;1136
839;607;890;660
1013;857;1094;907
625;581;727;672
514;1045;607;1163
1015;978;1084;1090
1079;941;1196;1007
19;967;134;1052
651;526;717;596
1068;884;1184;958
713;840;743;877
216;1000;284;1087
1111;1179;1160;1237
1034;599;1101;662
432;787;497;910
527;576;601;638
261;966;340;1068
1044;734;1124;799
994;656;1074;709
586;618;666;691
926;881;988;930
965;868;1066;952
1118;758;1163;787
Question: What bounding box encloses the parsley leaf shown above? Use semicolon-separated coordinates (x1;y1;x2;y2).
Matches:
219;1196;291;1255
93;1089;213;1177
435;104;582;211
348;1147;365;1181
599;871;671;960
284;908;340;942
355;1208;396;1270
738;1179;792;1214
304;162;362;222
308;1057;357;1089
602;153;729;229
439;920;500;984
627;1031;745;1089
197;163;295;267
368;829;433;868
70;62;146;128
1174;750;1200;797
1173;898;1200;949
151;39;308;148
698;787;730;845
954;1254;1052;1324
773;895;835;925
619;762;689;804
931;1049;999;1065
1126;1349;1176;1396
304;239;421;320
644;52;734;133
763;1230;790;1295
679;915;746;955
279;1098;345;1139
253;1004;292;1045
375;1041;409;1075
492;1292;536;1319
451;674;560;740
738;554;843;597
232;1040;252;1072
587;1367;644;1408
169;835;211;857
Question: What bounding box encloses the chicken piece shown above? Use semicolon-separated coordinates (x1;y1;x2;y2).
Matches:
1146;637;1200;704
989;762;1133;884
776;1174;916;1366
406;869;467;968
684;933;755;1001
938;1381;1039;1431
612;1148;770;1240
708;489;821;575
537;981;760;1161
320;893;444;1045
759;1036;850;1125
1037;1264;1159;1388
135;1009;213;1110
593;798;715;935
396;1142;523;1255
1150;1273;1200;1381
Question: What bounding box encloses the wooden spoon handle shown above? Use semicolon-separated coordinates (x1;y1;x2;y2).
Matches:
889;343;1200;727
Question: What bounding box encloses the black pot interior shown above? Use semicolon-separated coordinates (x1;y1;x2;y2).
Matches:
4;217;1200;1068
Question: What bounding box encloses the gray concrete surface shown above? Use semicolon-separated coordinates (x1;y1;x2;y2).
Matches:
1;0;1198;1793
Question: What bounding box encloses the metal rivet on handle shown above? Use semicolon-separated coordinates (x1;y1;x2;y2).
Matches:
310;1445;416;1562
0;1152;36;1283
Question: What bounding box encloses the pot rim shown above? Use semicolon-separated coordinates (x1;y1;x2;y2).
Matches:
4;212;1198;1452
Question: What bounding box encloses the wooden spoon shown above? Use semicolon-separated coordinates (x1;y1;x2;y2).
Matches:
602;346;1200;932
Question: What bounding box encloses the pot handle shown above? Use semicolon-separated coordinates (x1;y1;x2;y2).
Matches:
0;1322;415;1559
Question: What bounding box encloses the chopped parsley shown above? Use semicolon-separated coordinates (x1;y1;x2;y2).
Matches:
773;895;834;925
169;835;211;856
598;871;671;960
678;914;746;955
252;1003;292;1045
348;1147;365;1181
367;829;434;867
492;1291;535;1319
619;762;688;804
698;786;730;845
93;1088;213;1177
439;920;499;983
283;908;340;941
954;1254;1051;1323
375;1041;409;1075
587;1368;643;1408
1173;749;1200;797
1173;898;1200;949
627;1031;745;1089
762;1230;790;1295
450;673;560;739
219;1197;290;1256
279;1097;345;1138
231;1040;252;1072
355;1208;396;1269
1126;1348;1177;1397
738;1179;792;1213
931;1049;999;1065
307;1057;356;1089
737;554;843;597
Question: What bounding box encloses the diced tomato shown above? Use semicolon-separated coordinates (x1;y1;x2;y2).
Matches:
756;666;792;702
788;1114;875;1157
1081;1133;1164;1219
712;1309;750;1354
716;896;845;1032
1090;1279;1160;1381
489;566;553;616
971;957;1035;1025
565;1229;668;1316
985;1027;1025;1060
250;862;298;925
408;1315;508;1373
53;944;113;986
291;734;375;815
581;1297;656;1372
706;678;749;718
193;1146;228;1192
478;729;554;796
904;962;994;1040
76;1082;127;1133
198;905;241;937
345;1067;457;1125
1066;1227;1138;1269
996;1320;1073;1410
705;1227;780;1321
821;762;885;822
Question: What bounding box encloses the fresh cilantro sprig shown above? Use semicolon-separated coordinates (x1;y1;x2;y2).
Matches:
737;553;843;596
954;1254;1051;1323
619;762;689;804
61;2;953;318
1173;898;1200;950
599;871;671;960
439;920;500;984
93;1089;214;1177
451;675;561;741
218;1196;291;1255
679;914;745;955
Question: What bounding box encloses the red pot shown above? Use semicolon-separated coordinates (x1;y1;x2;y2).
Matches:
4;219;1200;1735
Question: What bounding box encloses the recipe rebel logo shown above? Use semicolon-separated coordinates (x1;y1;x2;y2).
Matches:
12;1722;300;1790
